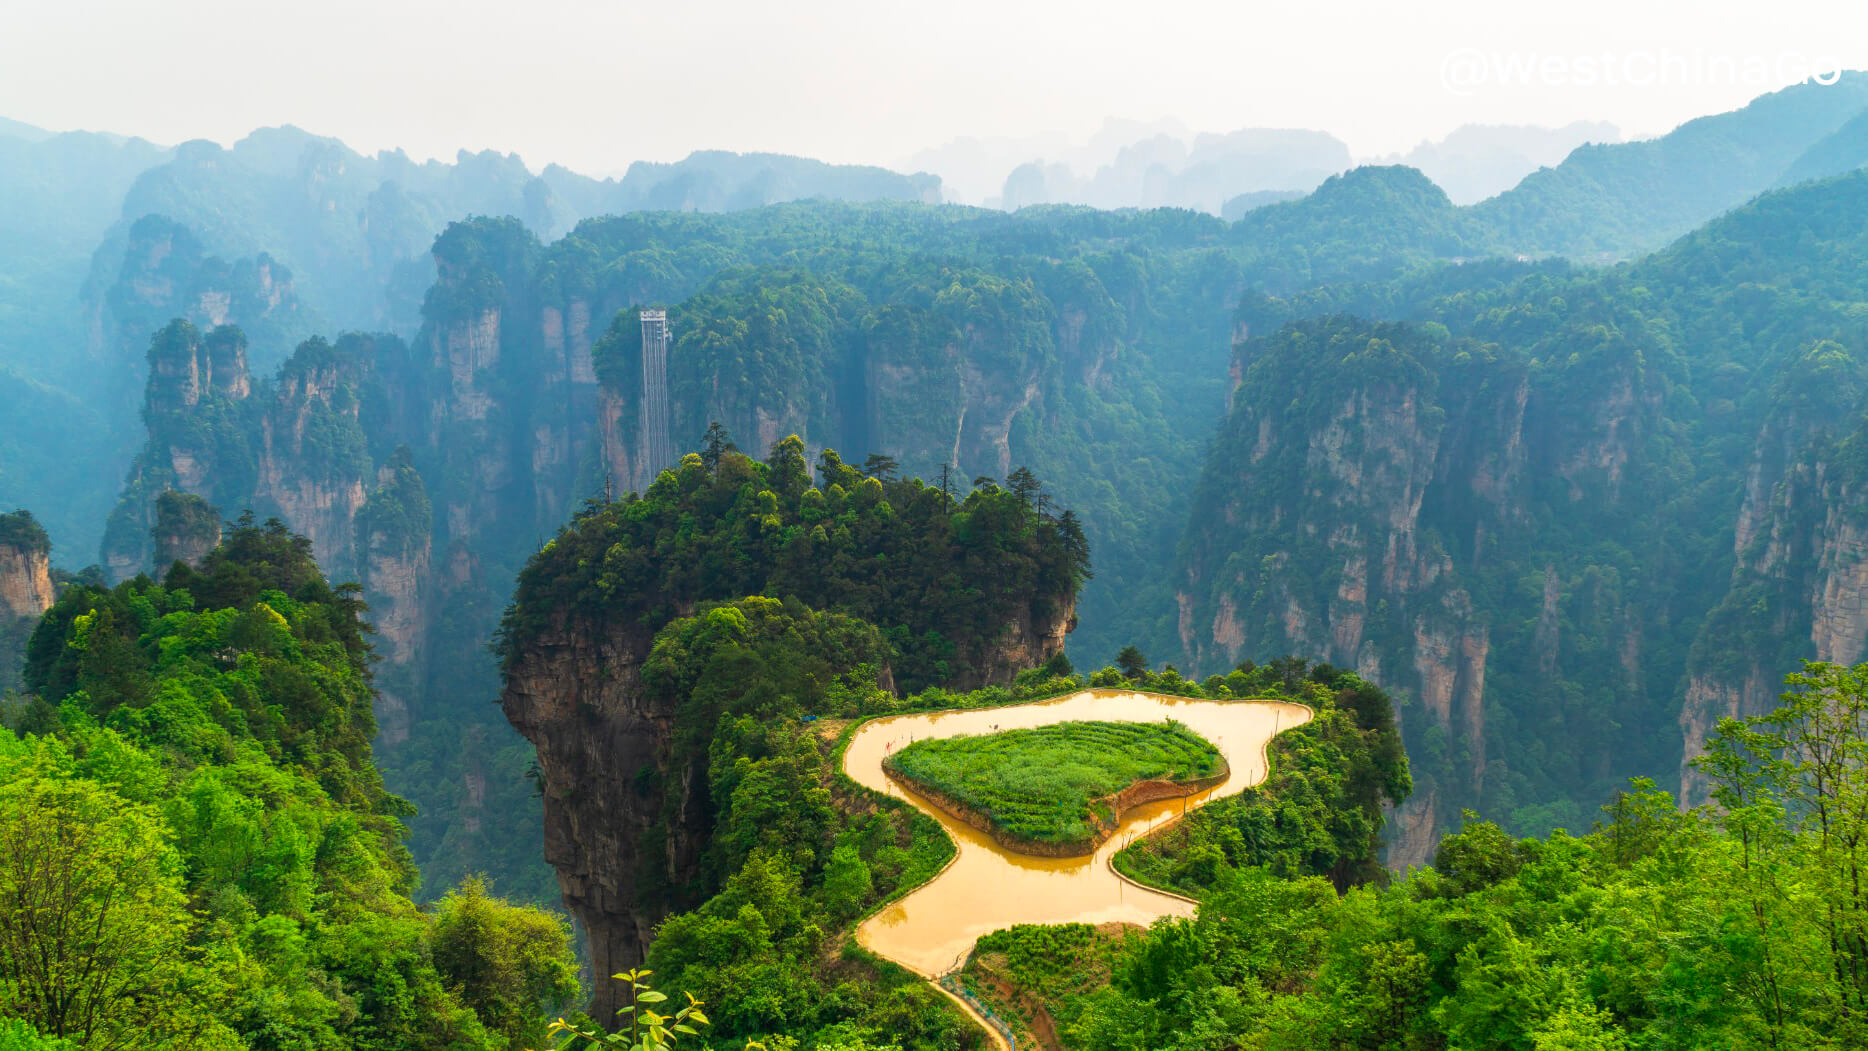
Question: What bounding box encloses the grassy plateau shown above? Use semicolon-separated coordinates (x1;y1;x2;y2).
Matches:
883;720;1223;847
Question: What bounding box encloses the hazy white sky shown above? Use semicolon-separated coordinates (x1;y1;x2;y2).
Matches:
3;0;1865;175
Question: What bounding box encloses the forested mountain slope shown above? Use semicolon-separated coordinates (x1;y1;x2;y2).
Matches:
10;77;1864;564
0;519;580;1049
0;122;941;559
0;125;174;550
1468;74;1868;258
1177;169;1868;860
94;141;1868;888
972;660;1868;1048
99;129;943;345
1776;105;1868;186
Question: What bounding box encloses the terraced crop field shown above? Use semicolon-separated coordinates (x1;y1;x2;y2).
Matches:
883;720;1222;846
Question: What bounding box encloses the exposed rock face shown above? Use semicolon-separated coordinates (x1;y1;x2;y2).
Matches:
501;590;1072;1019
85;215;307;427
952;597;1077;690
1177;317;1669;859
93;209;1193;954
1677;368;1868;801
356;462;432;748
251;339;383;572
105;322;440;755
1812;502;1868;665
0;520;53;620
0;511;53;694
101;320;256;581
500;614;677;1019
862;324;1050;485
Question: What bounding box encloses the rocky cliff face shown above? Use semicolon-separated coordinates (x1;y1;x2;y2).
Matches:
499;613;677;1011
253;340;374;571
0;510;54;694
102;206;1238;918
0;519;53;620
101;320;258;581
1177;314;1679;859
356;462;432;747
1677;349;1868;801
1181;163;1868;858
951;596;1077;691
85;215;307;423
102;323;437;747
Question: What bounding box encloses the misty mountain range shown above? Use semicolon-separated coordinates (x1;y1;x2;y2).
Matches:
5;76;1867;561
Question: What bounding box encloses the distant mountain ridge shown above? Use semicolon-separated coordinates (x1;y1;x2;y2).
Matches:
1000;127;1354;213
1374;120;1622;205
1469;73;1868;259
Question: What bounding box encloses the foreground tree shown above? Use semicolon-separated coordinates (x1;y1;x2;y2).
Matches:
0;775;212;1049
431;876;582;1049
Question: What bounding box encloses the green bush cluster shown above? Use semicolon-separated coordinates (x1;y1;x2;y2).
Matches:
960;924;1134;1044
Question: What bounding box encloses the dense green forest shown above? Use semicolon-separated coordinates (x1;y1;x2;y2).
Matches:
11;510;1868;1049
496;438;1095;1024
0;121;941;556
494;436;1419;1046
498;439;1089;689
0;519;581;1050
1112;660;1412;893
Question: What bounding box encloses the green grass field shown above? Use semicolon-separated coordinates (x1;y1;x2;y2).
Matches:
883;721;1222;846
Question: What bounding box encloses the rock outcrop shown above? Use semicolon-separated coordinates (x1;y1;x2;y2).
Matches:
101;206;1214;955
1176;315;1675;859
248;335;400;574
101;320;258;581
1678;346;1868;800
0;511;53;620
355;459;432;747
499;613;676;1016
0;510;54;694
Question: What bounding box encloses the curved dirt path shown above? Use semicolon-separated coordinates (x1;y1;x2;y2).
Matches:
844;689;1312;979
